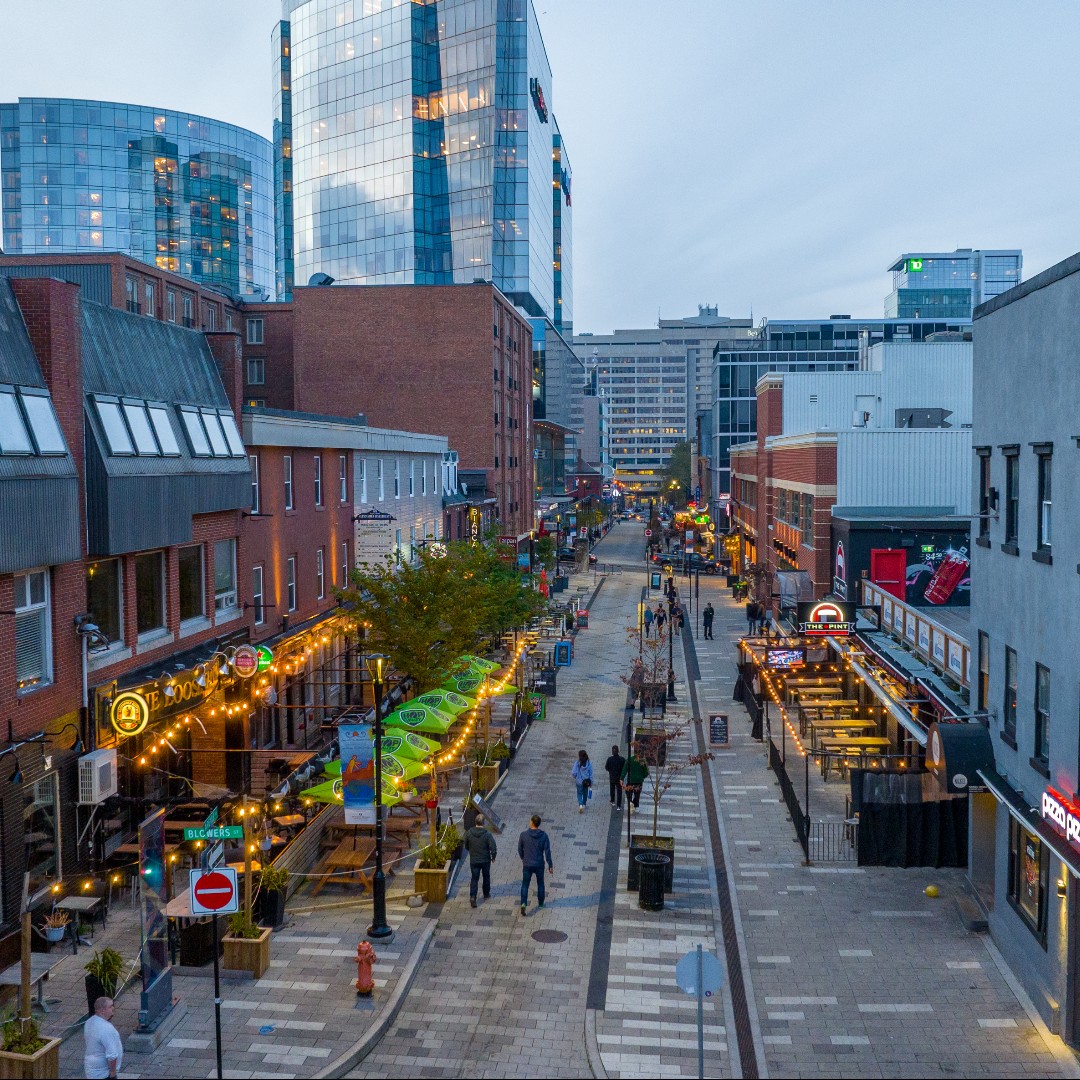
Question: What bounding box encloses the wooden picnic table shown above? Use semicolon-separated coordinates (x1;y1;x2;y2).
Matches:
818;736;893;780
796;699;860;734
0;954;67;1013
311;837;377;897
807;717;878;751
273;813;307;829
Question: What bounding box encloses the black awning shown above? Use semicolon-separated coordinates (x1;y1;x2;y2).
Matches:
926;721;993;793
978;767;1080;879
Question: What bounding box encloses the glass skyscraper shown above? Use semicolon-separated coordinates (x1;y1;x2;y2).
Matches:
885;248;1022;319
281;0;567;320
0;98;274;297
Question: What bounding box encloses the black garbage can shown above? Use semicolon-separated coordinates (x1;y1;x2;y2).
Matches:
636;852;671;911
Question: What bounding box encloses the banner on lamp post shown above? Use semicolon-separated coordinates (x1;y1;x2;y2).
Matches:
339;723;376;825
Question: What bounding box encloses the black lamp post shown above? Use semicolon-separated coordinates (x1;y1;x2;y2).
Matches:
365;652;393;940
666;594;677;702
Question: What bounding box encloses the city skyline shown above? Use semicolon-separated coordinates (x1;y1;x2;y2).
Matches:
2;1;1078;331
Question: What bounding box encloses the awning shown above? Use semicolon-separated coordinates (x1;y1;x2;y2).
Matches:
978;767;1080;879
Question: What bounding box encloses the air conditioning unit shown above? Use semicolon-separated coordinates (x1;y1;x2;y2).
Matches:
79;748;118;805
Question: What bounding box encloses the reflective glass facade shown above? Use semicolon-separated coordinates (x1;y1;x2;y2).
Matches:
552;116;571;334
885;249;1022;318
0;98;274;296
283;0;562;319
712;317;970;497
273;21;295;299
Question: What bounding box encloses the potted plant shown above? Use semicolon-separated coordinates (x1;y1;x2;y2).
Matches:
627;720;714;893
40;912;68;945
413;841;449;903
0;1016;61;1080
489;739;511;776
222;912;272;979
471;746;503;793
83;948;124;1017
259;865;289;930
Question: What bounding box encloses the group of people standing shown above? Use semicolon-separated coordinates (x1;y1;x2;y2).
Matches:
744;599;771;637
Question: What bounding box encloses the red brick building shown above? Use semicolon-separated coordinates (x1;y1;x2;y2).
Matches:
729;376;836;611
240;282;534;534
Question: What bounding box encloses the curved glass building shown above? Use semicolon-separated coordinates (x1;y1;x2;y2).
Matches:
279;0;567;319
0;98;274;297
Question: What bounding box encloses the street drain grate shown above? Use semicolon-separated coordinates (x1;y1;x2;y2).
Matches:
531;929;568;943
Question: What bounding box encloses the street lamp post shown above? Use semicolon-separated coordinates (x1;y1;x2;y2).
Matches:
666;594;677;703
365;653;393;940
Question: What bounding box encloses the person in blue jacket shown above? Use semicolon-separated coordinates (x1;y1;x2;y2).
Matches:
518;814;554;915
572;749;593;813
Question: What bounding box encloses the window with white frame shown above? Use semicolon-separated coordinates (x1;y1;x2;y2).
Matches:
341;541;349;585
421;459;427;495
358;458;367;502
166;289;176;323
316;548;325;599
409;460;415;496
339;455;347;502
247;357;265;385
14;569;51;689
377;458;384;500
252;565;265;625
284;454;294;509
214;539;238;612
286;556;297;611
246;318;264;345
394;458;400;498
250;454;260;513
314;454;323;506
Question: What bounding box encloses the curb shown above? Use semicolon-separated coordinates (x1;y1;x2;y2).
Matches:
584;1007;608;1079
313;917;437;1079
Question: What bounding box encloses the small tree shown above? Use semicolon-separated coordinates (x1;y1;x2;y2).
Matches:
640;719;714;839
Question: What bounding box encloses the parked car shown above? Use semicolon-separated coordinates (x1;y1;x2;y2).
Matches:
686;553;722;574
558;546;597;565
651;551;676;567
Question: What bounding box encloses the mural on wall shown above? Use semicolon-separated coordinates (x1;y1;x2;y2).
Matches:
831;525;970;608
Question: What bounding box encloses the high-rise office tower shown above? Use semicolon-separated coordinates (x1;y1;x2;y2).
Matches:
278;0;570;319
885;248;1022;318
0;98;274;297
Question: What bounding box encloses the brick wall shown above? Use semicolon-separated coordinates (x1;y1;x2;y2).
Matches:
239;304;296;411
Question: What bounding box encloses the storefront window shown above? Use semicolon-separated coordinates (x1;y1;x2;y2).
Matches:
1008;818;1048;943
24;773;60;892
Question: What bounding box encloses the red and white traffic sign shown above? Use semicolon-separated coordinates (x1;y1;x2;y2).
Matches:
190;867;239;915
644;528;652;537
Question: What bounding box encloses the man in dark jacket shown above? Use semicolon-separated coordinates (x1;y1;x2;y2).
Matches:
621;749;650;811
517;814;554;915
464;822;497;908
703;602;715;640
604;744;626;809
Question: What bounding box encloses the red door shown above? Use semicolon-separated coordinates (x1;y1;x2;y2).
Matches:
871;548;907;602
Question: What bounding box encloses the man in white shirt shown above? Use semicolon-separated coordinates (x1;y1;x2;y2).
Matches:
83;996;123;1079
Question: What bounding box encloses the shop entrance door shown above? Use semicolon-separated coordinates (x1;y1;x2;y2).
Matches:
871;548;907;602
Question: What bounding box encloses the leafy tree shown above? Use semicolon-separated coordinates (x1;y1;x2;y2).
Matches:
534;535;556;571
662;441;693;508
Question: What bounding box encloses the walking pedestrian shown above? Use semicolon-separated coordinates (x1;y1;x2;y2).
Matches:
676;603;686;632
84;997;123;1080
703;601;715;640
605;744;626;808
654;604;667;637
572;749;593;812
464;817;497;907
744;599;756;634
518;814;554;914
621;747;650;812
643;606;654;639
629;657;645;704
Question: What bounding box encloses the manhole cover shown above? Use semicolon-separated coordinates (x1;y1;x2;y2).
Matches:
532;929;568;943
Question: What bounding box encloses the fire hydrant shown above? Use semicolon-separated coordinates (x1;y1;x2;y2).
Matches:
355;940;377;996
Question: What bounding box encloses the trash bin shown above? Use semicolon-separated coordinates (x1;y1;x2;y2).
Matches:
636;852;670;911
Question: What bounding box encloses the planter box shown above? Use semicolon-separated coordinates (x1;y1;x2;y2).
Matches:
478;764;501;793
0;1038;61;1080
626;835;675;893
414;864;449;903
260;889;286;931
222;927;272;979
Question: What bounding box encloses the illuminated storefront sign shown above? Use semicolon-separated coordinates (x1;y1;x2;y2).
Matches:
1042;788;1080;847
907;258;924;272
232;645;259;678
529;77;548;122
111;691;150;737
797;601;856;636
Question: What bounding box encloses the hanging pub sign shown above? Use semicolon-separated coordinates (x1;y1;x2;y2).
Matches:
111;691;150;737
1042;788;1080;848
232;645;260;678
797;601;856;637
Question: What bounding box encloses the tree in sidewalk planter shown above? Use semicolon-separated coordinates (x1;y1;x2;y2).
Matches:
743;560;772;605
639;719;715;842
534;535;556;572
623;623;672;713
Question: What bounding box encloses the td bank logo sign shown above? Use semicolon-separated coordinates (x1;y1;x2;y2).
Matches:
1042;788;1080;847
797;601;856;637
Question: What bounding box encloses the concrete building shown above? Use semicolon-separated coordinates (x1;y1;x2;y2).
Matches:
968;250;1080;1044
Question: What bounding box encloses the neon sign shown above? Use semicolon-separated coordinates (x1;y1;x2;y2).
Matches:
529;78;548;123
1042;788;1080;847
797;601;856;637
111;691;150;737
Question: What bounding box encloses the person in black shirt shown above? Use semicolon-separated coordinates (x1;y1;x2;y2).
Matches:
604;744;626;808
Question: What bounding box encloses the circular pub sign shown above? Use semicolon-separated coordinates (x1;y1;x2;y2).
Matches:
111;691;150;737
231;645;259;678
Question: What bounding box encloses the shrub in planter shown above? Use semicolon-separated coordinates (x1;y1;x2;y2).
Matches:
222;913;271;979
414;842;449;903
83;948;124;1016
259;866;289;929
0;1016;61;1080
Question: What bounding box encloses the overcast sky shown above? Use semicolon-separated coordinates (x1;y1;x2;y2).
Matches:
2;1;1077;333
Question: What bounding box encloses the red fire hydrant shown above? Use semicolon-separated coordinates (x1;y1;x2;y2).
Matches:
355;940;377;996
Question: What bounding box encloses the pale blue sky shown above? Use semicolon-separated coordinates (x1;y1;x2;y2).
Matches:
2;1;1077;332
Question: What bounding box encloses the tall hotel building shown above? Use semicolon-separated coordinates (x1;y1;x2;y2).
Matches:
275;0;570;321
0;98;274;297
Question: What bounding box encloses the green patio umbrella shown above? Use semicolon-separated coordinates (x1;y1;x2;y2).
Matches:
299;775;405;807
380;753;429;783
445;672;485;696
460;654;500;674
384;702;455;734
415;690;474;715
381;731;440;761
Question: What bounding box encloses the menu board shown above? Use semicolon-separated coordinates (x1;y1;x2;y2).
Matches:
709;713;730;746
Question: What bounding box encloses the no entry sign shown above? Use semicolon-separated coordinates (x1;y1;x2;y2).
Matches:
644;528;652;537
190;867;239;915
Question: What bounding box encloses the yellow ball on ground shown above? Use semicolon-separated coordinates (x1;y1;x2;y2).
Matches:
925;884;940;898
